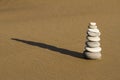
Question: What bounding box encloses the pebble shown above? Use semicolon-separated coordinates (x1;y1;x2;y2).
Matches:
88;29;100;33
87;31;101;37
89;22;96;26
88;25;97;29
87;36;100;42
84;51;101;59
86;41;100;48
85;47;102;52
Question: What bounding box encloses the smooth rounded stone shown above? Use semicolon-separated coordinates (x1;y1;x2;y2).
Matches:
87;31;101;37
84;52;101;60
86;41;100;48
85;47;102;52
88;29;100;33
88;25;97;29
89;22;96;26
87;36;100;42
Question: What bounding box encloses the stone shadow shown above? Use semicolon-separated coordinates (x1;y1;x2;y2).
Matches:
11;38;85;59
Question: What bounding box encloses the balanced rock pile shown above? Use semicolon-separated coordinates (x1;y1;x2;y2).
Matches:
84;22;102;60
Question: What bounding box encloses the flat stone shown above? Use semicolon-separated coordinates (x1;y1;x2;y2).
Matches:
87;36;100;42
88;25;97;29
88;29;100;33
86;41;100;48
84;51;101;60
85;47;102;52
87;31;101;37
89;22;96;26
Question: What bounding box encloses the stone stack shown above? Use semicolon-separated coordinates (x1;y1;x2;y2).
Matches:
84;22;102;60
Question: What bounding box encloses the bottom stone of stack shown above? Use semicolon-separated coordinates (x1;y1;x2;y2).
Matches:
84;51;101;60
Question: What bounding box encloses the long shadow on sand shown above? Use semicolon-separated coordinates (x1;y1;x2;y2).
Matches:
11;38;85;59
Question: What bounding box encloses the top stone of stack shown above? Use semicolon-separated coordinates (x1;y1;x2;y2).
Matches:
89;22;97;29
90;22;96;26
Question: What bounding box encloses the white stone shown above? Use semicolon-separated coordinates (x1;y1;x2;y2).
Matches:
85;47;102;52
87;31;101;37
88;29;100;33
84;51;101;60
89;22;96;26
87;36;100;42
88;25;97;29
86;41;100;48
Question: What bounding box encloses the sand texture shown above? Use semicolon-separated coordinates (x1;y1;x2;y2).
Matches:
0;0;120;80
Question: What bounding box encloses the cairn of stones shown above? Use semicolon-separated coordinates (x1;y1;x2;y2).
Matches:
84;22;102;60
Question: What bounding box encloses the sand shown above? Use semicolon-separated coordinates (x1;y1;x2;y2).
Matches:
0;0;120;80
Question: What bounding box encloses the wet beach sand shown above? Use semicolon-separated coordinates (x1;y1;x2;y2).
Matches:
0;0;120;80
